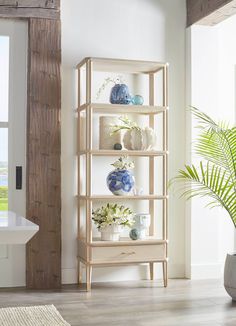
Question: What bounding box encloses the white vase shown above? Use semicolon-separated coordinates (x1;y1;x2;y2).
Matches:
224;253;236;300
133;213;151;239
100;225;122;241
99;116;121;150
123;127;157;151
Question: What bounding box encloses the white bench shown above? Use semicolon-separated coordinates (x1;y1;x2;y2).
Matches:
0;211;39;244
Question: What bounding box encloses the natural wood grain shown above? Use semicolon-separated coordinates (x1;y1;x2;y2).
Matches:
76;57;167;73
187;0;235;26
0;0;60;19
199;0;236;25
0;280;235;326
79;150;168;157
78;103;168;115
149;73;155;238
26;18;61;289
0;0;60;8
79;195;167;200
0;7;59;19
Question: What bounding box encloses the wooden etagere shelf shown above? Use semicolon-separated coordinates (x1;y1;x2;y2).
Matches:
77;57;169;291
78;103;168;115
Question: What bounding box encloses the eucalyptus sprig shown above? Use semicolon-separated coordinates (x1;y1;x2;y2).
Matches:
96;75;125;100
110;116;141;135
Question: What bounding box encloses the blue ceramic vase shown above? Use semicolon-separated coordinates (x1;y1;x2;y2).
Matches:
110;84;132;105
129;228;141;240
132;95;144;105
107;169;135;195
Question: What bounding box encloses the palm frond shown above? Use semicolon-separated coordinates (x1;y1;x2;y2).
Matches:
175;162;236;226
190;107;221;132
194;123;236;190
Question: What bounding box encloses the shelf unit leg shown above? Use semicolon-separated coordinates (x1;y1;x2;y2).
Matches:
149;262;154;280
78;259;82;285
86;265;92;291
162;261;168;287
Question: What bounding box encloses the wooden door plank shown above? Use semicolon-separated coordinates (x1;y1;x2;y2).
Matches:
26;18;61;289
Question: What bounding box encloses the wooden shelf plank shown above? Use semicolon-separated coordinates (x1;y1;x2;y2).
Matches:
78;195;168;200
78;237;168;247
78;150;168;156
90;259;168;266
78;103;168;115
77;57;168;74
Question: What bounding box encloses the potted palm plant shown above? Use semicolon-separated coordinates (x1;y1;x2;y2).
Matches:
174;107;236;300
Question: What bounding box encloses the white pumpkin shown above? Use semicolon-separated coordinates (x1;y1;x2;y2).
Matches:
123;127;157;150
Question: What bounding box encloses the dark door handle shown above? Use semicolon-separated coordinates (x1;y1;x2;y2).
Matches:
16;166;22;190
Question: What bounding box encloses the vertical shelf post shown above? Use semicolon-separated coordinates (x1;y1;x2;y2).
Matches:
149;73;155;236
77;67;82;285
162;64;168;287
149;73;155;279
86;59;93;290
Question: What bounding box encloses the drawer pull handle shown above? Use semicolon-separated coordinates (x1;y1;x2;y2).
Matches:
121;251;135;255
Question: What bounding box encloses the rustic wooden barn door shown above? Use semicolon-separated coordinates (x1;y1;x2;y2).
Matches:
26;18;61;289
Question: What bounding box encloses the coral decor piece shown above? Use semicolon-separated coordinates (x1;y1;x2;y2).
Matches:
111;116;157;150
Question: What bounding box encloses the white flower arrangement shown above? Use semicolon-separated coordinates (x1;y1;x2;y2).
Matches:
111;156;135;170
92;203;134;230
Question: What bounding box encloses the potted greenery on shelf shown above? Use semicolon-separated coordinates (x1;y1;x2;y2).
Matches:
173;107;236;300
92;203;134;241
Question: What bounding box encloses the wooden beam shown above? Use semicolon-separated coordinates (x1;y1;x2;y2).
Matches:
187;0;235;26
26;18;61;289
0;0;60;19
0;0;60;8
0;7;59;19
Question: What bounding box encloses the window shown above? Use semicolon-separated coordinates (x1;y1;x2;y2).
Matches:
0;36;9;211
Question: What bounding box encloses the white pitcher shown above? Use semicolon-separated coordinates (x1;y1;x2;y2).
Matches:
133;213;150;239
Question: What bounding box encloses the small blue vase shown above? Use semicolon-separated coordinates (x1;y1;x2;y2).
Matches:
132;95;144;105
110;84;132;105
107;169;135;195
129;228;141;240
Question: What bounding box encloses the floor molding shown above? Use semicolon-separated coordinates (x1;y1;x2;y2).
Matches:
190;263;223;279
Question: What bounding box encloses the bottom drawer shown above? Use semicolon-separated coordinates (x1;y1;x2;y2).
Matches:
92;244;165;263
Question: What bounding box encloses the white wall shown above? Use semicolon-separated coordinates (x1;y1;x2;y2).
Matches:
187;19;236;279
61;0;186;284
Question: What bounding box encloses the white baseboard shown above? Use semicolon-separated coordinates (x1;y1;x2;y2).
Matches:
168;263;185;278
190;263;223;279
62;268;77;284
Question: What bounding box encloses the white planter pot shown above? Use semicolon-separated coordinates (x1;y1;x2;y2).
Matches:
224;253;236;300
100;225;122;241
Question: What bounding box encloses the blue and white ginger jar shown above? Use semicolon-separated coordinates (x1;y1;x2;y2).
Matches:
106;169;135;195
110;84;132;105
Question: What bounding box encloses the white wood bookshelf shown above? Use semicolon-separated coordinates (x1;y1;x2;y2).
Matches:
77;57;169;291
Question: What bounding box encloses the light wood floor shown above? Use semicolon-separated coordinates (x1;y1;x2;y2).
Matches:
0;279;235;326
